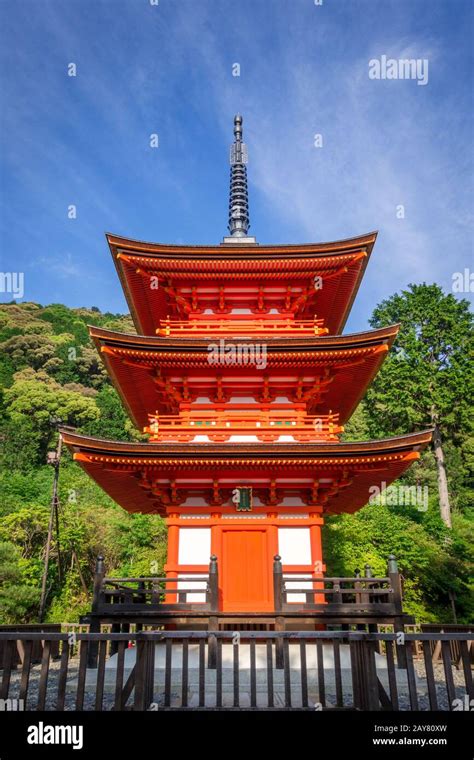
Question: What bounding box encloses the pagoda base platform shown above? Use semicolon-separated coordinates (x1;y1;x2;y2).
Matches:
81;611;415;629
82;556;413;651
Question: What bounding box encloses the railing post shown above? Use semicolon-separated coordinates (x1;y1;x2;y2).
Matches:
364;563;373;582
332;578;347;629
333;581;342;605
208;555;219;670
355;568;366;631
273;554;283;612
88;555;105;667
388;554;406;667
91;555;105;614
388;554;402;613
273;555;285;669
151;576;160;605
137;579;146;606
209;555;219;613
357;564;370;632
365;564;378;636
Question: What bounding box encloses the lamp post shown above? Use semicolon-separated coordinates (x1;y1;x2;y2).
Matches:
38;420;75;623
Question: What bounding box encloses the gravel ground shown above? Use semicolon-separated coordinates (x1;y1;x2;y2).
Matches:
1;655;470;711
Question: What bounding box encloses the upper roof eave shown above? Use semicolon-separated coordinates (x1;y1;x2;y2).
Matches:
106;230;378;259
107;230;377;337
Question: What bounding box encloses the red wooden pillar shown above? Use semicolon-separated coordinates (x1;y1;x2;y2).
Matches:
165;519;179;604
309;511;325;604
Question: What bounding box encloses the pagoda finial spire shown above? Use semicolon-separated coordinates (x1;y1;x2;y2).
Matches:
228;114;251;238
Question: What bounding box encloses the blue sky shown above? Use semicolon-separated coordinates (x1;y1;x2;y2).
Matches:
1;0;472;332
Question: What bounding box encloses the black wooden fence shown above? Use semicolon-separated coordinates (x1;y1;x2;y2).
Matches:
0;631;472;712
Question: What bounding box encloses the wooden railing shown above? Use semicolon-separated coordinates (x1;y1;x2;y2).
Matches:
0;630;472;711
145;411;343;443
273;555;404;618
157;316;328;336
86;554;407;628
91;556;219;616
0;624;61;667
420;624;474;667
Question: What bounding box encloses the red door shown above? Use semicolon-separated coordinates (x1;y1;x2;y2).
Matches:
221;529;272;611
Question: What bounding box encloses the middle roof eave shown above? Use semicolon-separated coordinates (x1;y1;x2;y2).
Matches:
89;323;399;351
61;427;433;458
89;324;399;430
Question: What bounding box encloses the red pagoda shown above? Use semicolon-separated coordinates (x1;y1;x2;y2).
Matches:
62;115;432;619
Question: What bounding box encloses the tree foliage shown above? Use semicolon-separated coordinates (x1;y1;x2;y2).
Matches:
0;542;41;623
366;284;473;437
366;284;473;523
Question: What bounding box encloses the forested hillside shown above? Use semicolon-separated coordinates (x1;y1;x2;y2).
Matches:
0;288;472;624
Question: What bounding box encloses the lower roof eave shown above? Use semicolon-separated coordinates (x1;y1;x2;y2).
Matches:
60;428;433;517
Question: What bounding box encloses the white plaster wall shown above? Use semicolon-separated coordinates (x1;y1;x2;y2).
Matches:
278;527;312;564
178;527;211;564
177;528;211;603
278;528;313;603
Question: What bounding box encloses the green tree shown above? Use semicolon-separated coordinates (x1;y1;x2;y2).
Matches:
0;542;41;623
38;304;90;345
83;385;142;440
2;371;99;464
341;402;371;441
324;504;473;622
366;284;473;527
1;333;56;371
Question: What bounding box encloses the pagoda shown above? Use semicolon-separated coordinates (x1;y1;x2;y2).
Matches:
62;115;432;616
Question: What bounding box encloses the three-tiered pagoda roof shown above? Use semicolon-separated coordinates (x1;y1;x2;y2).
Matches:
62;115;432;612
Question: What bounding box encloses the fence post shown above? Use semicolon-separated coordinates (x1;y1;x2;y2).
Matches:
273;555;284;669
88;555;105;667
350;638;380;710
208;555;219;669
134;633;154;711
388;554;406;667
